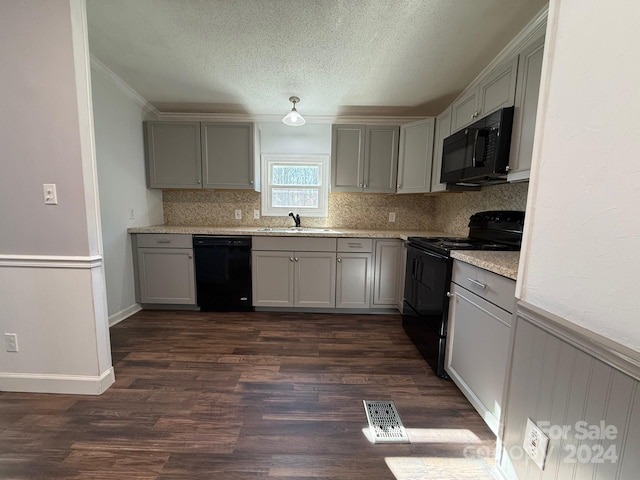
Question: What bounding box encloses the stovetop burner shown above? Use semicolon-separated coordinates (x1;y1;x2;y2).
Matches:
408;210;525;257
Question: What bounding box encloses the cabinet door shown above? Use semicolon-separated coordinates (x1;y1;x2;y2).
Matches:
430;107;452;192
508;34;545;182
252;251;295;307
478;56;518;116
450;87;480;132
372;240;401;307
137;248;196;304
201;123;254;189
295;252;336;308
336;253;372;308
364;125;399;193
331;124;365;192
397;119;435;194
445;282;512;435
145;122;202;188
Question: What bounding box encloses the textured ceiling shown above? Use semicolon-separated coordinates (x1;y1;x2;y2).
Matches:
86;0;548;117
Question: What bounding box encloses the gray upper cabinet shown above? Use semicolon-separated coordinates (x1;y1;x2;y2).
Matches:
508;32;545;183
331;124;399;193
331;124;366;193
397;118;435;194
364;125;399;193
201;122;254;189
145;121;202;188
144;121;255;190
478;56;518;116
450;56;518;133
450;88;480;133
430;106;452;193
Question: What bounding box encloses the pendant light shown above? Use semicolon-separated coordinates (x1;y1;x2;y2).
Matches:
282;96;306;126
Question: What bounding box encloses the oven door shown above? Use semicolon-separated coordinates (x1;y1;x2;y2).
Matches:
403;244;452;378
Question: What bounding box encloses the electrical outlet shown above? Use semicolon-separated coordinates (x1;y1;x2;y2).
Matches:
43;184;58;205
253;209;260;220
235;209;242;220
388;212;396;223
523;418;549;469
5;333;18;352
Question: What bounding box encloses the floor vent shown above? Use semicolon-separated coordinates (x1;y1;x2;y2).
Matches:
363;400;410;443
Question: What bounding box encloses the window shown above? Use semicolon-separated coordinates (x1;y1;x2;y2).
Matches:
261;154;329;217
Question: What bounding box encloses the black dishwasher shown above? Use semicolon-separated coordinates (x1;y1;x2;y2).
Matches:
192;236;253;311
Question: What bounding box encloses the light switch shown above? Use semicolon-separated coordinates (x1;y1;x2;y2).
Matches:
43;184;58;205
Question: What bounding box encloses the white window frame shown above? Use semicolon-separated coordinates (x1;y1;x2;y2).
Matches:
261;154;330;217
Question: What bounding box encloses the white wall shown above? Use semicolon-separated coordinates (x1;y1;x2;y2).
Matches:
91;63;163;324
518;0;640;351
0;0;114;394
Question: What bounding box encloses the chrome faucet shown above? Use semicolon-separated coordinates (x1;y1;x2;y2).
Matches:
288;211;301;228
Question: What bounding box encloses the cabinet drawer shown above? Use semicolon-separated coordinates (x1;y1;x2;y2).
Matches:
136;233;192;249
252;236;336;252
337;238;373;253
452;260;516;314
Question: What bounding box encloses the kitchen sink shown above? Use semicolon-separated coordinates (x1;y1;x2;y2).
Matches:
255;227;338;233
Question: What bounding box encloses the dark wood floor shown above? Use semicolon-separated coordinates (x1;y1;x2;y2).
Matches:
0;310;496;479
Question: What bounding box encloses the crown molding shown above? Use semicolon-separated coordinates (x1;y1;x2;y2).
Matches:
155;111;428;124
90;54;160;117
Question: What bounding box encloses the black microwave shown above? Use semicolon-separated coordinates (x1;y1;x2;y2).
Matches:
440;107;514;185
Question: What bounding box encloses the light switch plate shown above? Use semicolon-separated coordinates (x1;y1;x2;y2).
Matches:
523;418;549;470
43;184;58;205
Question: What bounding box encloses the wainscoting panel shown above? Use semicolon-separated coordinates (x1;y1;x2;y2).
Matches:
498;302;639;480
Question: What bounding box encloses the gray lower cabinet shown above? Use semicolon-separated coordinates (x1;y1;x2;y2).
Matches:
252;237;337;308
336;238;373;308
508;32;545;182
396;118;435;194
331;124;399;193
133;234;196;305
445;260;516;435
144;121;255;190
372;239;402;307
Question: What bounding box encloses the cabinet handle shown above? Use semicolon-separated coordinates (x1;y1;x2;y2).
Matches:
188;254;193;259
446;292;453;298
364;184;368;188
250;180;254;184
290;257;294;262
294;257;299;262
467;278;487;289
156;239;171;244
359;183;363;188
337;258;342;263
197;179;201;184
397;184;401;189
471;111;479;118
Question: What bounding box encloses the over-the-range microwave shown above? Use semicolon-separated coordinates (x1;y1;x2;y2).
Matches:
440;107;514;186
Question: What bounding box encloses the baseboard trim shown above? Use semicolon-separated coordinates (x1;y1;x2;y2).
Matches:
0;367;115;395
516;300;640;381
109;303;142;327
0;254;103;269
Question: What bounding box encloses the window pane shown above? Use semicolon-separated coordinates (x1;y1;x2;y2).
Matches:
271;165;319;186
272;188;319;208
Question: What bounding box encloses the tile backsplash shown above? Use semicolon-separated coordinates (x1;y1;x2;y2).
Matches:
162;182;528;234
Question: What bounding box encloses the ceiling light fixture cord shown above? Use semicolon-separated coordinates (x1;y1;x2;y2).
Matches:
282;96;306;126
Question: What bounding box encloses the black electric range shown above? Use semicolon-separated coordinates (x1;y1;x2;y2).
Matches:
402;210;524;378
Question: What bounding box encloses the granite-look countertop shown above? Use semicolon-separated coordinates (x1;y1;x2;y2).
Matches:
127;225;454;240
450;250;520;280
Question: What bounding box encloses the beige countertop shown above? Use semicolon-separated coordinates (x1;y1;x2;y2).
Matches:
127;225;454;240
450;250;520;280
